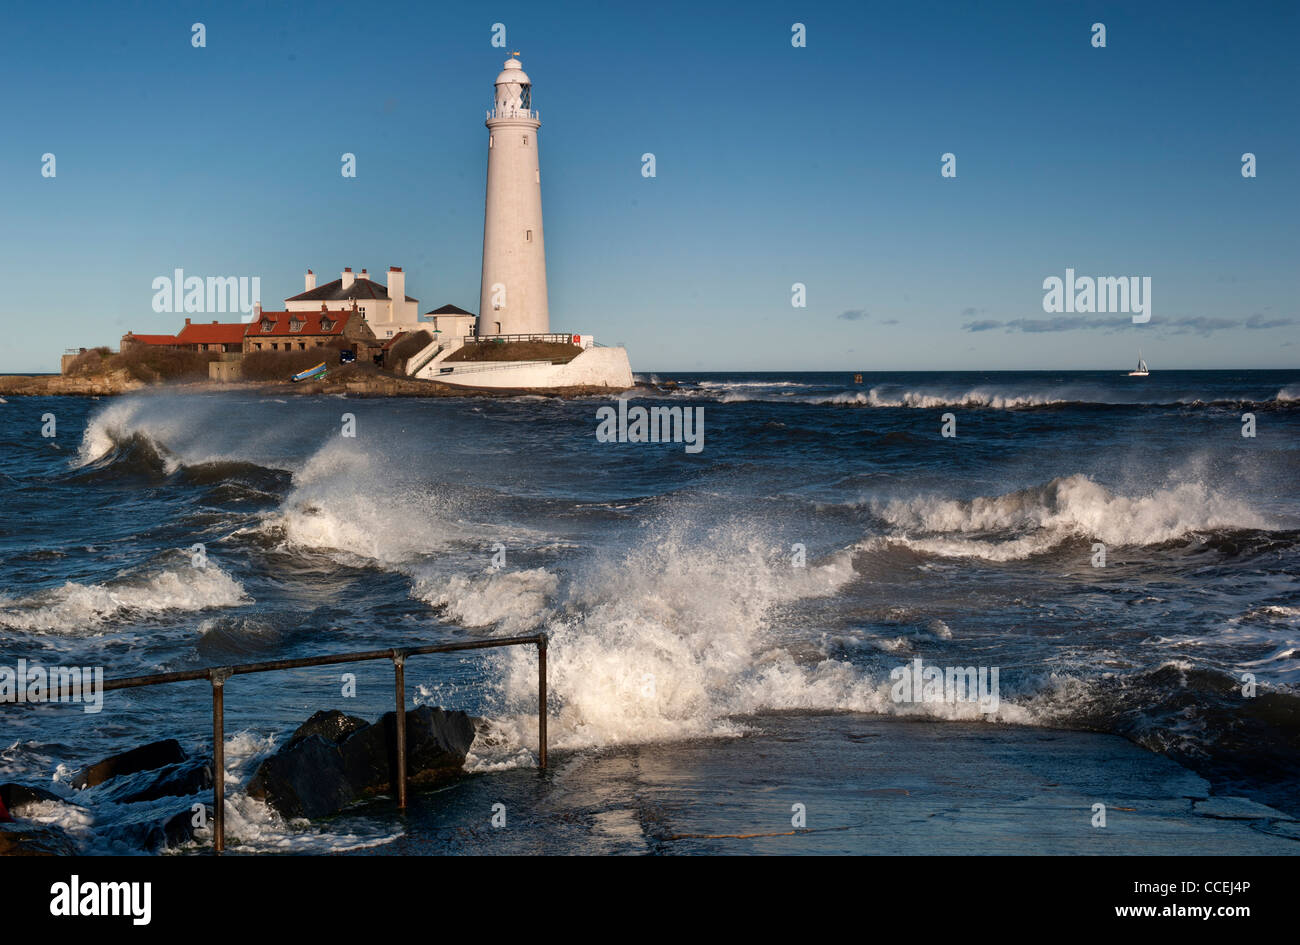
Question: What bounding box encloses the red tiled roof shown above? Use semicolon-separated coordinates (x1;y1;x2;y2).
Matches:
245;309;355;338
176;321;247;345
126;334;179;345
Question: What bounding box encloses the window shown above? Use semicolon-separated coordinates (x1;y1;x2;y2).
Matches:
320;318;333;331
494;321;501;334
289;320;303;333
260;319;273;332
489;135;494;148
526;229;532;242
299;343;306;350
522;135;528;146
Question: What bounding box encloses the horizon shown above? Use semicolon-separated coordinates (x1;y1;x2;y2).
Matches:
2;0;1297;373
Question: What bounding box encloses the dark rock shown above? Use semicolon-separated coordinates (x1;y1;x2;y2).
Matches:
107;758;213;804
247;706;475;820
72;739;187;790
0;783;64;816
102;801;212;853
340;706;476;797
0;821;78;856
247;735;356;820
287;709;369;749
163;804;212;849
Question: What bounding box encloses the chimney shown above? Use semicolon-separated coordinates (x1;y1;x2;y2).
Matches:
254;302;262;318
341;267;355;291
305;269;316;292
359;268;369;282
185;318;191;325
388;266;405;310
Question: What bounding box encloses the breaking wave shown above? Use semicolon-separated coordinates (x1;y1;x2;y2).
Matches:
0;558;250;632
863;473;1274;560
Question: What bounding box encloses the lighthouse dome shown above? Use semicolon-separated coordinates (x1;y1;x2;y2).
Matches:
494;58;531;86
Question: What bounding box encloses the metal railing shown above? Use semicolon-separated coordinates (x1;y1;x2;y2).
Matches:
463;333;577;345
436;359;556;377
96;633;548;853
460;335;577;345
405;344;445;376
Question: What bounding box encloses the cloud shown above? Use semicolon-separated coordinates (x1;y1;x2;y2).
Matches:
837;309;869;321
1245;313;1297;330
960;313;1296;336
879;318;900;325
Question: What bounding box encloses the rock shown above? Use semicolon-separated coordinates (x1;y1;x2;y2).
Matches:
247;735;355;820
72;739;187;790
0;821;78;856
339;706;476;798
107;758;213;805
287;710;369;749
0;783;65;816
102;802;212;853
247;706;476;820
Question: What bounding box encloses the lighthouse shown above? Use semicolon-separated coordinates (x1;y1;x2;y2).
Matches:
478;55;549;337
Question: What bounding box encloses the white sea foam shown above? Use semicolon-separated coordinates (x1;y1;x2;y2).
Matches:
863;474;1270;560
0;561;250;632
465;518;1046;761
412;567;558;634
269;439;474;565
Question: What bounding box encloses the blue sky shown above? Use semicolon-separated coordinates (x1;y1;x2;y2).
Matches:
1;0;1296;372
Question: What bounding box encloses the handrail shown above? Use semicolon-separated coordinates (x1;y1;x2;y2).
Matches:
405;344;445;377
435;359;555;376
87;633;548;854
462;333;577;345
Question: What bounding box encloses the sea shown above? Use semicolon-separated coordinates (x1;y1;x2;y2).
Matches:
1;370;1298;853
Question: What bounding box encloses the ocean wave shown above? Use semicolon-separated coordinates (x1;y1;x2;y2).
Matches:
655;382;1300;410
412;567;558;635
860;474;1273;560
266;439;476;566
473;518;869;757
0;558;250;632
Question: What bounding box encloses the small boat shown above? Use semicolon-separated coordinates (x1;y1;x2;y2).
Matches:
291;362;328;383
1127;352;1149;376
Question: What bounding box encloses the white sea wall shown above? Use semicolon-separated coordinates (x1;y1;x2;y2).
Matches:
421;346;633;389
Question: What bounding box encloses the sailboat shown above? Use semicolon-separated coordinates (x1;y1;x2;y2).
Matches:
1127;351;1150;376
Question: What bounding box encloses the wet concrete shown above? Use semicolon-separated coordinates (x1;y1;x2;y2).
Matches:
351;713;1299;855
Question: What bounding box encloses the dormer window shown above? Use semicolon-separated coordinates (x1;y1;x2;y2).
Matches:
260;319;273;332
320;318;333;332
289;319;304;333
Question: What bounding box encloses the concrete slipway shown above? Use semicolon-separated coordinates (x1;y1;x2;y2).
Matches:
342;713;1299;855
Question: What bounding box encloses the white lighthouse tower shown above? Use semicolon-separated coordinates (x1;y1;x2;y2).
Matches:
478;54;549;337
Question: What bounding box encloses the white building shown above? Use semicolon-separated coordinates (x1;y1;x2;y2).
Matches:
286;267;421;340
423;304;478;343
405;55;633;390
478;55;549;337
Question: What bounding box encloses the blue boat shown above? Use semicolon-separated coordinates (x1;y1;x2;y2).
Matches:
291;362;327;383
